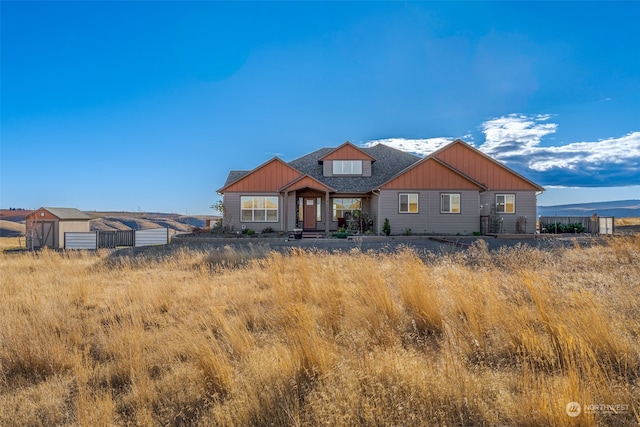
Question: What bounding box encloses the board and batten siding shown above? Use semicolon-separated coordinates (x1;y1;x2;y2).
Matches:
64;232;98;250
480;191;537;233
378;190;480;235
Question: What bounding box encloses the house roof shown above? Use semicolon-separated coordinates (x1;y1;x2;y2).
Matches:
26;207;92;220
219;139;543;195
288;143;421;193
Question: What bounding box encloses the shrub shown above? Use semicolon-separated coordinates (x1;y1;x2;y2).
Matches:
383;218;391;236
541;222;585;234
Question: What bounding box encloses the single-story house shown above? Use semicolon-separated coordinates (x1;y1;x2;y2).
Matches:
217;139;544;235
25;207;92;249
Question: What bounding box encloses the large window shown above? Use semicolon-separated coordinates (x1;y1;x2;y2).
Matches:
496;194;515;214
399;194;419;213
333;198;361;220
241;196;278;222
333;160;363;175
441;193;461;213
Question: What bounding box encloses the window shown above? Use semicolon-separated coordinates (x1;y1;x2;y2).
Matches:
333;198;361;221
441;193;461;213
399;194;419;213
496;194;515;214
241;196;278;222
333;160;363;175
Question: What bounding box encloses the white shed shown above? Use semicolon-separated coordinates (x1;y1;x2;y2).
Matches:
25;207;92;249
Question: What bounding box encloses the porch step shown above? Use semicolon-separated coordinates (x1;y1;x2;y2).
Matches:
288;231;325;239
302;231;324;239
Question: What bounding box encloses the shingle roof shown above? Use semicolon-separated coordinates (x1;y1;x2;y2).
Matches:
43;207;92;220
223;170;250;187
288;144;421;193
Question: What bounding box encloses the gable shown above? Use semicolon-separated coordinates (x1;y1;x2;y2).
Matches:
434;140;544;191
279;175;335;193
319;141;376;162
380;157;485;190
25;207;91;221
25;207;58;220
218;158;302;193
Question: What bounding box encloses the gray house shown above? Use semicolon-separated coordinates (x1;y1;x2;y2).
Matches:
217;140;544;235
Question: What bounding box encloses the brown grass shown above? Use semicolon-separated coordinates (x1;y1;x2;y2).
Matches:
615;217;640;226
1;237;639;426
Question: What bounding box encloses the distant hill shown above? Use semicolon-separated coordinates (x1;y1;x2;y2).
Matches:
537;199;640;218
0;209;220;237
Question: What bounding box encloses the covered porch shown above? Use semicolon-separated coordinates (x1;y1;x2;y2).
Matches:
280;176;375;235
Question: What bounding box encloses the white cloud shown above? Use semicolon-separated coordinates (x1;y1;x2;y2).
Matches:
363;113;640;187
478;114;640;178
361;137;455;156
479;113;557;158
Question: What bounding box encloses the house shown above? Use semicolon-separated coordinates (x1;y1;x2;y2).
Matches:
25;207;92;249
217;139;544;236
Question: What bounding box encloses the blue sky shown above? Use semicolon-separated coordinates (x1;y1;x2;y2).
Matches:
2;1;639;214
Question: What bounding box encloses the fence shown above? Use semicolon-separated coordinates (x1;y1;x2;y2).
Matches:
64;228;169;250
538;216;614;234
98;230;135;248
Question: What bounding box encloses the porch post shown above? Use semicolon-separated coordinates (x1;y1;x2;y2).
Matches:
283;191;288;232
325;191;330;234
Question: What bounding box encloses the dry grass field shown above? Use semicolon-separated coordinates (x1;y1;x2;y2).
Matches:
1;236;639;426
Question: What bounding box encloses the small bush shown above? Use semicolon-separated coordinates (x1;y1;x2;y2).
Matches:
541;222;585;234
383;218;391;236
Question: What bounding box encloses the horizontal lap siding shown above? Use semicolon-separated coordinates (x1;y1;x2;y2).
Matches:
480;191;537;233
425;192;480;234
379;190;480;235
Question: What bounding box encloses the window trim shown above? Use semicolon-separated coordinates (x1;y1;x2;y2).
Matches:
332;160;363;175
441;193;461;214
495;194;515;214
240;196;279;222
399;193;419;213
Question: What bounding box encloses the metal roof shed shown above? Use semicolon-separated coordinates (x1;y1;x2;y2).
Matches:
25;207;91;249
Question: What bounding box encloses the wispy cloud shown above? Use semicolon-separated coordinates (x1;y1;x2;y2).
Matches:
361;137;454;156
362;113;640;187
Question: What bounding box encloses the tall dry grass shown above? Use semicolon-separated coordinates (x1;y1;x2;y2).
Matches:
1;237;639;426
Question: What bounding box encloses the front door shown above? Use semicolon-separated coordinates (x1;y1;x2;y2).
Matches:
303;198;317;229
